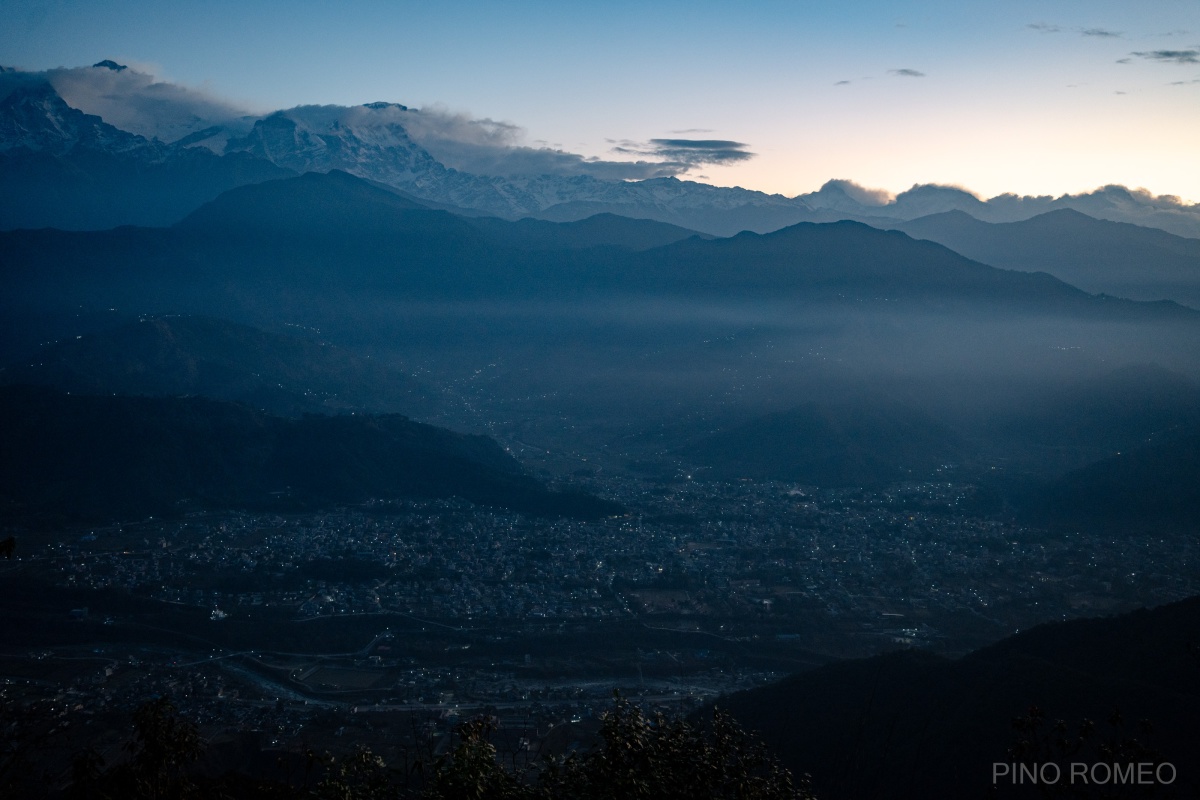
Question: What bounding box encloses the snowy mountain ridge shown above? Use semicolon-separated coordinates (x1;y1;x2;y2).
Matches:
0;81;165;159
2;62;1199;237
218;103;807;221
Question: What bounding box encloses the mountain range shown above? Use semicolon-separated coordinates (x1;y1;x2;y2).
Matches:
5;169;1192;321
0;314;439;418
4;62;1200;238
679;398;965;487
0;78;289;230
4;64;1200;532
0;384;621;526
892;208;1200;308
3;167;1199;528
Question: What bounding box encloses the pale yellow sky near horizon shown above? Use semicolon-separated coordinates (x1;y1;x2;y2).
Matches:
5;0;1198;204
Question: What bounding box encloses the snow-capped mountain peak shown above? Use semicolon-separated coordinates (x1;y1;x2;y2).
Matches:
363;101;409;111
224;104;443;186
3;63;1199;237
0;80;159;157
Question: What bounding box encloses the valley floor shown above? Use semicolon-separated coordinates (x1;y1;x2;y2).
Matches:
2;474;1194;791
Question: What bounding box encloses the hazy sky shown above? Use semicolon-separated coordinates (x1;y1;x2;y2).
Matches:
4;0;1198;202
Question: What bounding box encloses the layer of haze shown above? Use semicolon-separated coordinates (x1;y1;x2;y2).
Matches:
3;0;1198;202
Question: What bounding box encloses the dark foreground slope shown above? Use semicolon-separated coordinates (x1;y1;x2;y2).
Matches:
718;596;1200;799
0;386;621;526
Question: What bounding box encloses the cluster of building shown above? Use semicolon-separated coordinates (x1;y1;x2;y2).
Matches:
30;477;1197;650
5;475;1197;791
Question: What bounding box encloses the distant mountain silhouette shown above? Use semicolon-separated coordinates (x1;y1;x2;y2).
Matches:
2;170;1196;411
467;213;712;251
0;81;291;230
0;386;622;526
799;180;1200;239
681;399;964;487
1023;429;1200;531
2;171;1189;312
718;596;1200;799
532;189;821;237
180;171;710;251
0;314;438;418
177;169;436;232
616;219;1196;318
7;66;1199;237
980;364;1200;476
675;365;1200;491
895;209;1200;307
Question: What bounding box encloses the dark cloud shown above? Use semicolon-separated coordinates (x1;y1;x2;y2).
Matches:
1;63;747;181
319;105;687;180
1130;49;1200;64
426;142;682;181
1031;24;1126;46
0;67;49;101
265;105;753;180
814;179;894;206
611;138;755;166
394;105;521;154
1077;185;1197;210
889;68;926;77
1116;58;1132;64
834;80;851;86
900;182;984;200
364;108;756;179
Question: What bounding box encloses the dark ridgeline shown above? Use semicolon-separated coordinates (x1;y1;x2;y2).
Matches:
0;169;1194;313
715;596;1200;799
3;169;1200;528
894;208;1200;307
0;314;440;419
0;80;291;231
1023;431;1200;531
681;399;965;488
0;385;622;526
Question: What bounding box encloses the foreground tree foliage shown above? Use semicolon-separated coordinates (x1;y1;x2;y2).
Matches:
424;696;815;800
69;697;206;800
61;696;813;800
